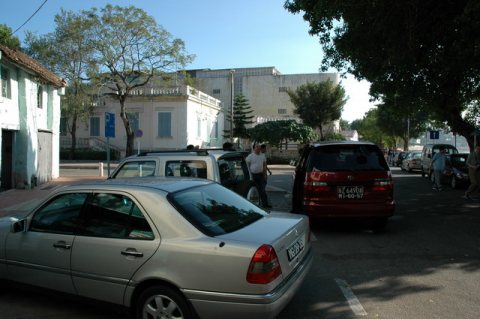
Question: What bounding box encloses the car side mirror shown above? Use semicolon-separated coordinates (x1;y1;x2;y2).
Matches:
11;218;27;233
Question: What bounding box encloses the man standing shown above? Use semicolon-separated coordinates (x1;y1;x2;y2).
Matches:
246;144;271;208
260;144;272;176
464;144;480;200
431;146;446;191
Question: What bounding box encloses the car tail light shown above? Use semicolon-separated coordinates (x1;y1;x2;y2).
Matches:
372;178;393;191
247;244;282;284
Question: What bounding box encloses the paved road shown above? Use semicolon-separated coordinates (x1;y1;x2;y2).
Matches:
1;166;480;319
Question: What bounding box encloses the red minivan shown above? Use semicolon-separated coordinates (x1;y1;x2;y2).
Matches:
292;141;395;231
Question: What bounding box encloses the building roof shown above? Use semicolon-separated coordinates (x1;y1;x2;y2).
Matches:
0;44;66;88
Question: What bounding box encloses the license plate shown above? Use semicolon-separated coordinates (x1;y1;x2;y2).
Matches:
337;186;364;199
287;236;305;261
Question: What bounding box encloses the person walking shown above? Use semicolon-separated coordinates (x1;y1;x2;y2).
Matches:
464;144;480;200
431;146;446;191
246;144;271;208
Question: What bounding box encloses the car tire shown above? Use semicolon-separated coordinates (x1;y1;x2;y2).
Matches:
451;176;458;189
372;218;388;234
136;285;194;319
240;181;261;206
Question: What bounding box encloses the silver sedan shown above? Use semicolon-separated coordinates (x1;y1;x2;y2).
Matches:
0;178;312;319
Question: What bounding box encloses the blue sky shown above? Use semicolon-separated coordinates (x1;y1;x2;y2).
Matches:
0;0;374;122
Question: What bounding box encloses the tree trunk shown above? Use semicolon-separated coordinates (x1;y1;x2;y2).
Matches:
120;99;135;156
69;114;78;160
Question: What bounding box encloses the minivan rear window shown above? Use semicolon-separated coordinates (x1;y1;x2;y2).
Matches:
307;145;389;172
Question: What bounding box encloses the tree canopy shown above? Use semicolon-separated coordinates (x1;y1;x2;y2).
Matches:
224;94;254;142
285;0;480;149
248;120;318;149
25;10;95;159
0;24;20;49
287;79;347;140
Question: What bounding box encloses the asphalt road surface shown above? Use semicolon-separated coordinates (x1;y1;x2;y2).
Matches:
1;166;479;319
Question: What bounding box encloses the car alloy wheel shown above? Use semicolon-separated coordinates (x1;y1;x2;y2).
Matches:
138;285;193;319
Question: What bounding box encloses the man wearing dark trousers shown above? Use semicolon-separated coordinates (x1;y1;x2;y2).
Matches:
246;144;272;208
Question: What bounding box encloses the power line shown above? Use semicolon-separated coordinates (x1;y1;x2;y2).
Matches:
12;0;49;34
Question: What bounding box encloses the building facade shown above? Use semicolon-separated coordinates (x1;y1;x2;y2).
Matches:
0;44;65;190
186;67;339;128
63;85;224;156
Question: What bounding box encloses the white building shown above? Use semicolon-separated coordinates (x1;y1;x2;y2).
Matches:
0;44;65;190
186;67;339;126
63;85;224;156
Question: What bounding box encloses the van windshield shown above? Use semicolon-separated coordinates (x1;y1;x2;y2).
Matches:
307;145;389;172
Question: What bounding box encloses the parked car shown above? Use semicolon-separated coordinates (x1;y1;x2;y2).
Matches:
439;153;470;189
109;149;261;205
421;144;458;178
292;141;395;232
393;151;408;167
401;151;423;172
0;178;313;319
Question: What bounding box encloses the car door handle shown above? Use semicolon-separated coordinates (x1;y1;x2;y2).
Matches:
121;248;144;258
53;241;71;250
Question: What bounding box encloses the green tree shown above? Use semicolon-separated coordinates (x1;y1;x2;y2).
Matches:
0;24;20;49
25;10;95;159
86;5;194;156
224;94;254;144
340;119;350;130
356;109;390;148
284;0;480;149
248;120;318;149
287;80;347;140
376;94;428;150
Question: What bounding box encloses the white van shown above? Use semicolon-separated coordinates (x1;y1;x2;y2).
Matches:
421;144;458;178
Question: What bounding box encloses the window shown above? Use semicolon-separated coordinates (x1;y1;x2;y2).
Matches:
165;160;207;178
60;117;68;136
213;89;221;94
217;157;249;187
278;86;289;92
37;85;43;108
90;117;100;136
81;193;154;240
127;112;139;132
213;121;218;139
30;193;88;234
158;112;171;137
169;183;267;236
112;161;156;178
278;108;287;114
1;67;11;99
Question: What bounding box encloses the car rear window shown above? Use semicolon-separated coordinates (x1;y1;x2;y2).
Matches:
113;161;156;178
307;144;389;172
168;183;267;236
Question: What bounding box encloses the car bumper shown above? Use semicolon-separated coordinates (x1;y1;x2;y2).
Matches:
183;248;313;319
302;201;395;219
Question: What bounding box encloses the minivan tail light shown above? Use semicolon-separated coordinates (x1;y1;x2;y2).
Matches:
372;178;393;191
304;181;330;192
247;244;282;284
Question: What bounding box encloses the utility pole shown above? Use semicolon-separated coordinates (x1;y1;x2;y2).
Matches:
229;69;235;142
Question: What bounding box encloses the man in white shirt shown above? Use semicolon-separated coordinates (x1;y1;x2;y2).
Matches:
246;144;271;208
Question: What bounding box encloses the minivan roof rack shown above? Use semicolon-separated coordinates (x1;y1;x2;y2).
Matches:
137;147;243;157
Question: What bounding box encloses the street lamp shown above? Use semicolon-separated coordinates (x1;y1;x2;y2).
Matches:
230;69;235;142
